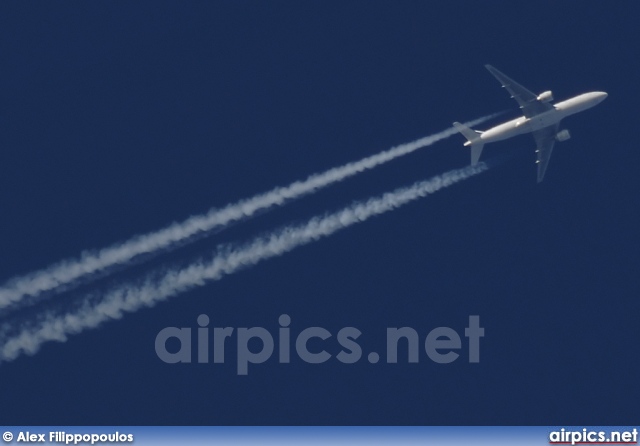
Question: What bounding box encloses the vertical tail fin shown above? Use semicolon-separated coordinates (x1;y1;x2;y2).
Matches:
453;122;485;165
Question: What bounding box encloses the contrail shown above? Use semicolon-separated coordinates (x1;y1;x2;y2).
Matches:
0;114;498;311
0;162;488;362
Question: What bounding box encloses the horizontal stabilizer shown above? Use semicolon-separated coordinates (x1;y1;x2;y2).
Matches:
453;121;482;144
471;143;485;166
453;122;485;165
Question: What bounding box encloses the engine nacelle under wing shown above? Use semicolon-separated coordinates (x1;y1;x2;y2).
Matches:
556;129;571;142
537;90;554;103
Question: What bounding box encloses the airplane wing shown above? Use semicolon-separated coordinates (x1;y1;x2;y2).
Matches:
532;124;558;183
485;64;553;118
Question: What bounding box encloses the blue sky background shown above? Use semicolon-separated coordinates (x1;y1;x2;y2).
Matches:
0;2;638;425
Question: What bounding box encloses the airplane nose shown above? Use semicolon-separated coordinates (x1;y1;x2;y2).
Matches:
597;91;608;100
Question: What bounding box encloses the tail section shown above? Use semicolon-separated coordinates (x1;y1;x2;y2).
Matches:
453;122;485;165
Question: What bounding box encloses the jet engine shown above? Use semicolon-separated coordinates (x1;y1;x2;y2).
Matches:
537;90;554;103
556;129;571;142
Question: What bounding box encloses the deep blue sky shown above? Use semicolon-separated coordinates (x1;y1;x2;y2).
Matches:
1;2;639;425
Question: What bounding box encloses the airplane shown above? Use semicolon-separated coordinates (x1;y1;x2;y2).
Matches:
453;65;607;182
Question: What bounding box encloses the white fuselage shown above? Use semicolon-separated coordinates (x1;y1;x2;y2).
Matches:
478;91;608;143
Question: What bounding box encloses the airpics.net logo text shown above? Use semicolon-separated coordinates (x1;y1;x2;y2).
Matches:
154;314;484;375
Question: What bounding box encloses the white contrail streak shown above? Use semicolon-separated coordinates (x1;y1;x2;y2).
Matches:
0;162;488;362
0;114;498;311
